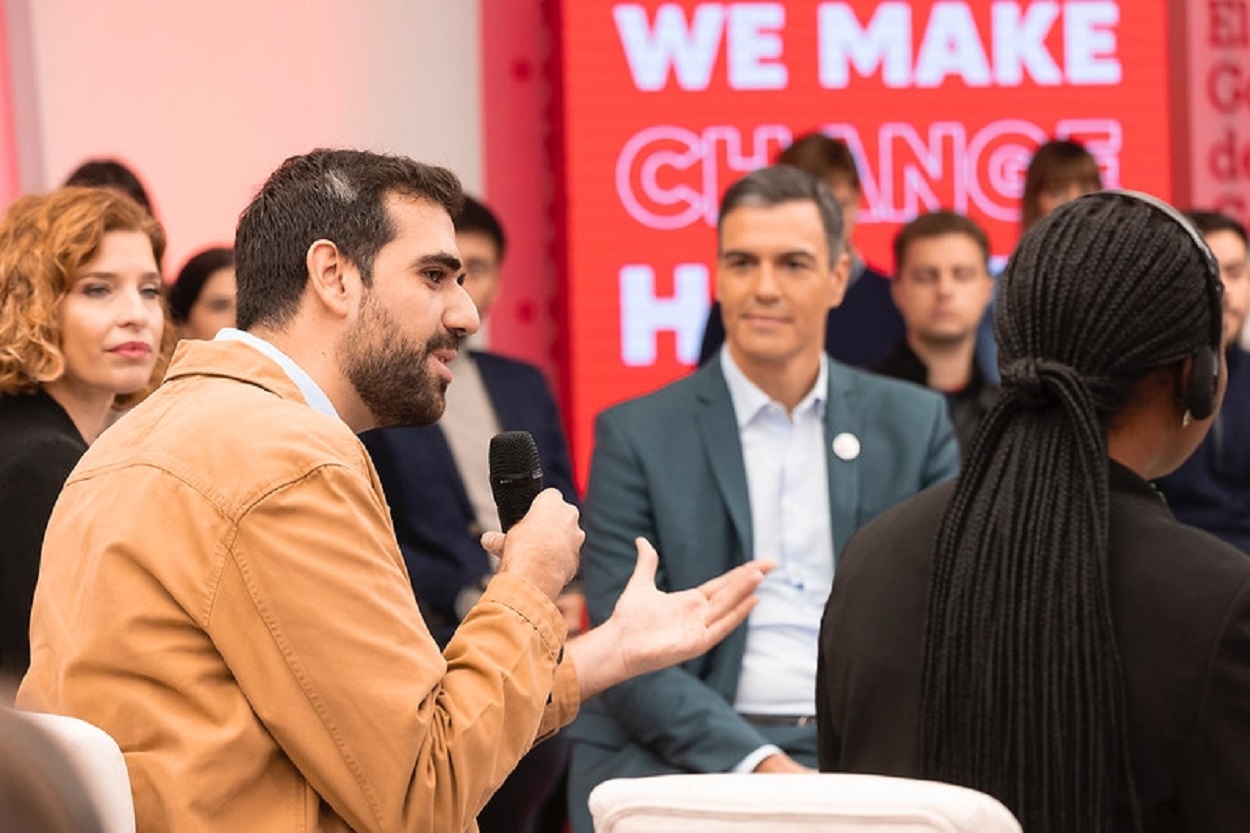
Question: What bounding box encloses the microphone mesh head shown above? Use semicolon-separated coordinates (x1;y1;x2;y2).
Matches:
489;431;544;532
489;431;540;480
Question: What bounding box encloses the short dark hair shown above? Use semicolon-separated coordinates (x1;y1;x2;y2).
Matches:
62;158;154;216
1185;209;1248;247
168;246;234;324
718;165;844;264
1020;139;1102;231
233;148;463;331
775;132;861;191
892;211;990;275
454;195;506;262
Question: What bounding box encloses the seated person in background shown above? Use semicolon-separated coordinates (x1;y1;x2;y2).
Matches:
569;164;959;833
874;211;998;456
361;195;581;833
975;138;1108;382
818;192;1250;831
362;195;581;646
62;157;155;217
167;246;236;340
1156;211;1250;553
0;187;168;680
699;132;904;368
1020;138;1104;234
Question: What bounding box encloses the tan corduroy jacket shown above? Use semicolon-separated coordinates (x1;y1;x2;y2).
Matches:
18;339;580;832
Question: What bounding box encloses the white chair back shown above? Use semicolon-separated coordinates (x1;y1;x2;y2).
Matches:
17;711;136;833
589;772;1022;833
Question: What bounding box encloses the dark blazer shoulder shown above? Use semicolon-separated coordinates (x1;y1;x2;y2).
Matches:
598;358;726;426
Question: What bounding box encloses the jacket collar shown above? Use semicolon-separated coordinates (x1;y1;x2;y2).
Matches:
164;339;311;408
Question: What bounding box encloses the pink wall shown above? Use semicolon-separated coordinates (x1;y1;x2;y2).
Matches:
8;0;486;285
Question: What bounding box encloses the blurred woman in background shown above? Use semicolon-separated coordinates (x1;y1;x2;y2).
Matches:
0;187;169;680
1020;138;1103;232
168;246;236;340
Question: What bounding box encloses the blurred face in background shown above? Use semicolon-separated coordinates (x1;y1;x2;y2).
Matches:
455;231;502;317
182;265;236;340
892;233;993;348
47;230;164;404
1206;229;1250;348
1035;179;1100;222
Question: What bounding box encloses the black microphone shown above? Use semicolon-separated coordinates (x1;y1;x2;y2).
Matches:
489;431;544;532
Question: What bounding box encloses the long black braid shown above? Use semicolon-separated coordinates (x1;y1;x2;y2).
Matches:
916;193;1220;831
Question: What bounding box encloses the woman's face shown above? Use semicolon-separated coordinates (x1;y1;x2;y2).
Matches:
56;230;164;397
182;266;236;340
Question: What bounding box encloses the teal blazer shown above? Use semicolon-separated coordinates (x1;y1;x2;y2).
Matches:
568;354;959;830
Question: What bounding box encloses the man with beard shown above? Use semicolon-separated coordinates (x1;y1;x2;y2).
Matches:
17;149;768;833
873;211;998;456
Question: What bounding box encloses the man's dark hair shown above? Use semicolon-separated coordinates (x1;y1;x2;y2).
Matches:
168;246;235;325
775;132;861;191
718;164;844;264
917;192;1221;831
1185;209;1248;247
892;210;990;274
233;149;463;331
62;158;154;216
454;195;506;263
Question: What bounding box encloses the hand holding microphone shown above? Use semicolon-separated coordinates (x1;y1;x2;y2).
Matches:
482;431;768;701
484;431;583;601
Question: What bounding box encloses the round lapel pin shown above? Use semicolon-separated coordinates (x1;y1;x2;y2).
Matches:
832;432;861;461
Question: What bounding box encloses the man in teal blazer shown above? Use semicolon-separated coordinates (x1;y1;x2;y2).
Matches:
567;165;960;832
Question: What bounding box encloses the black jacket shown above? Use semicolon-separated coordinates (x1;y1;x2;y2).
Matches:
817;463;1250;832
0;390;87;676
872;339;998;458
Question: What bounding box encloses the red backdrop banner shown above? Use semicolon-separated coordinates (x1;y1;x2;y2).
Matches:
550;0;1173;486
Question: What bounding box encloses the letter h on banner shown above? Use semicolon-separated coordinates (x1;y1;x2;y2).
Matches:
619;264;709;366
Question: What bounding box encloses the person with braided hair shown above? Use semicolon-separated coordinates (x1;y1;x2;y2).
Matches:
816;191;1250;831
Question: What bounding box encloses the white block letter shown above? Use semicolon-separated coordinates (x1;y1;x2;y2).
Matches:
614;3;726;91
1065;2;1121;85
914;2;992;88
992;1;1061;85
726;4;788;90
817;2;911;89
620;264;710;366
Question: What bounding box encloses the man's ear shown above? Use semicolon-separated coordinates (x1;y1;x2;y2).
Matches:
827;251;851;310
305;239;358;318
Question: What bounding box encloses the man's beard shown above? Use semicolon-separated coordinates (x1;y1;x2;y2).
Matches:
341;293;461;429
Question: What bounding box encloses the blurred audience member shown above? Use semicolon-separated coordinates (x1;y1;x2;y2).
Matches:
63;158;155;217
699;132;905;368
1020;138;1103;233
1156;211;1250;553
875;211;997;456
977;137;1106;381
169;246;236;340
0;188;168;679
361;195;579;833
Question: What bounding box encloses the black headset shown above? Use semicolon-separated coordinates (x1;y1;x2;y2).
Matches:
1105;190;1224;420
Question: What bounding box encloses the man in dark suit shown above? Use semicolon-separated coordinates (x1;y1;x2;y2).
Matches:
699;132;904;368
568;165;960;833
361;196;579;833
